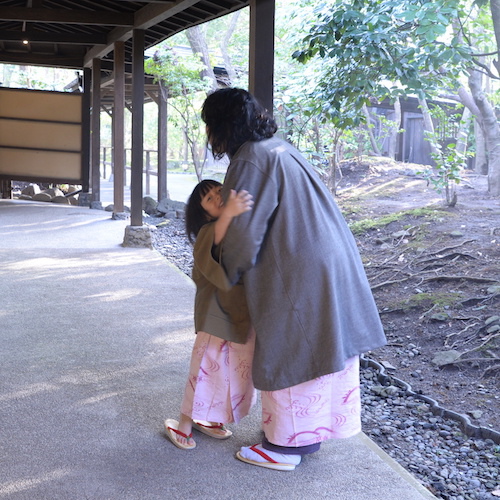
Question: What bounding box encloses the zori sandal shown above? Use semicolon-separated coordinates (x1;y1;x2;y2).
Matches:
236;444;300;471
164;419;196;450
192;420;233;440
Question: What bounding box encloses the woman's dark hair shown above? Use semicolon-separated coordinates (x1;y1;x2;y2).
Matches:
201;88;277;159
185;179;223;244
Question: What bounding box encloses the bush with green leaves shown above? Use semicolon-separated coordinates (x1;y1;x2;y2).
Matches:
419;136;466;207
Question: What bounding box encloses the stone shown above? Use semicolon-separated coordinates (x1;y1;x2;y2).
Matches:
32;192;52;202
485;316;500;326
112;212;130;221
380;360;397;370
122;225;154;248
90;201;103;210
106;204;130;213
78;192;91;207
142;196;158;215
431;350;462;366
430;313;449;321
21;183;40;196
43;187;64;198
468;410;483;420
157;197;185;215
52;195;70;204
487;324;500;334
392;229;411;238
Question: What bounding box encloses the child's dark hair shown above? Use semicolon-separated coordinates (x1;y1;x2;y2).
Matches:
185;179;223;244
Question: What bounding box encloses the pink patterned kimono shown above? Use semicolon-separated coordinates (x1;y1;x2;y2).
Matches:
261;356;361;447
181;329;257;424
181;328;361;447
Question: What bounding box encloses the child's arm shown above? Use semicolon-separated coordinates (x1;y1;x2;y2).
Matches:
214;189;253;245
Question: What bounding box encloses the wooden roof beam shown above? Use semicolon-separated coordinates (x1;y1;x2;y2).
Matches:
0;7;134;27
0;29;107;45
0;51;83;68
83;0;197;66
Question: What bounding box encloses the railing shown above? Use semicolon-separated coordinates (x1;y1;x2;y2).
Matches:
100;146;228;195
101;147;162;195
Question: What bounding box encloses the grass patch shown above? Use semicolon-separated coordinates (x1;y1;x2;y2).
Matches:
389;292;464;312
348;207;449;235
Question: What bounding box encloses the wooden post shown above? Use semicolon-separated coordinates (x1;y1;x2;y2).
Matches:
91;58;101;202
157;87;168;201
81;68;91;199
249;0;275;115
113;40;125;213
145;150;151;195
130;29;145;227
0;180;12;199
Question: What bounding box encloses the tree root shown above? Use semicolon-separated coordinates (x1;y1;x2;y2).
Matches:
481;363;500;378
445;322;480;348
423;239;476;257
424;275;499;284
418;252;476;271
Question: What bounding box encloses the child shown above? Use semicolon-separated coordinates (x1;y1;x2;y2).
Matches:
164;180;256;450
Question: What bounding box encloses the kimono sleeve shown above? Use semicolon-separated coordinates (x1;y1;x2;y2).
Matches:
221;157;279;285
193;224;233;292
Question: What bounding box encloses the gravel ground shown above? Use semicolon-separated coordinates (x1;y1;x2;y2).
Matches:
148;215;500;500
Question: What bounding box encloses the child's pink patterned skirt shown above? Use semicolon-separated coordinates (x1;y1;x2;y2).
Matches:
180;329;257;424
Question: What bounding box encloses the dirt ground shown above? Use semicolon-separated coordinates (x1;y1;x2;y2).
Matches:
334;157;500;431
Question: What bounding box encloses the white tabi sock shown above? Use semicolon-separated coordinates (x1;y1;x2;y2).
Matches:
239;443;302;465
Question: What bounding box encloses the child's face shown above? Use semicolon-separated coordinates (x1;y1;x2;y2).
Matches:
201;185;223;219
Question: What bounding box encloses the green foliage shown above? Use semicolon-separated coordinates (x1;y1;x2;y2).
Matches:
145;46;213;180
144;47;210;97
417;104;470;206
341;128;372;160
419;138;466;206
1;63;76;91
292;0;474;118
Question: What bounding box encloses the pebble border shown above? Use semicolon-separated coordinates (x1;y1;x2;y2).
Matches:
360;354;500;445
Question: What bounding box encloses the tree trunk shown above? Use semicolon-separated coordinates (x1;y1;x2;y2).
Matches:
186;26;218;90
455;106;471;157
387;97;401;160
220;11;240;85
469;69;500;195
418;98;440;157
474;120;488;174
490;0;500;76
455;84;489;173
362;104;381;155
2;64;13;86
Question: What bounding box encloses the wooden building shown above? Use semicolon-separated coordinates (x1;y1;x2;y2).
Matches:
0;0;276;229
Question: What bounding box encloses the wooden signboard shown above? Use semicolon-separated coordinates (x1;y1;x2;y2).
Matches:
0;87;83;184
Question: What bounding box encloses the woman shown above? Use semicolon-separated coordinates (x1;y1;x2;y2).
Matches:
201;88;387;471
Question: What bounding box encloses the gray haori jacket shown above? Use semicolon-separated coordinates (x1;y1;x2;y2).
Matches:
221;137;387;391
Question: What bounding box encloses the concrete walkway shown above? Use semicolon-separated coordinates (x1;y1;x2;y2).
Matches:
0;199;436;500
